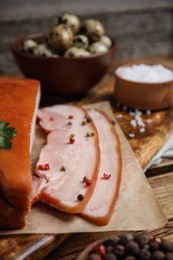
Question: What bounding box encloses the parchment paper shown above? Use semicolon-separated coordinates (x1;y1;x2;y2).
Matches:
0;101;167;235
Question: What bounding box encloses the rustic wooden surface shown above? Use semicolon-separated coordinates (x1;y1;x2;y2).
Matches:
1;56;173;259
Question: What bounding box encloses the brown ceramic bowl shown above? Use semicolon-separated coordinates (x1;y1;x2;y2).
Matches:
10;33;116;98
114;63;173;111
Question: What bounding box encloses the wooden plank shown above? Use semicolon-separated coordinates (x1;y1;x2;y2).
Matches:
0;234;69;260
1;0;173;21
1;10;172;43
146;164;173;177
148;172;173;220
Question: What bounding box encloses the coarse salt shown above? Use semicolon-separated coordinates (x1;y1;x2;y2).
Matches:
146;110;151;115
139;127;145;133
130;119;137;128
116;64;173;83
116;114;123;119
135;115;145;128
129;111;136;117
129;133;135;138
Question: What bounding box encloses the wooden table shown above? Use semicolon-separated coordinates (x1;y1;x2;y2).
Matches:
1;56;173;260
43;56;173;259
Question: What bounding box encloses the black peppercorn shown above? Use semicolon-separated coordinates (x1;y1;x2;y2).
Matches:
104;237;120;247
106;246;114;254
77;194;84;201
86;116;92;123
124;256;136;260
60;165;66;171
114;244;125;257
106;253;117;260
134;233;149;248
139;248;151;260
160;239;173;253
125;241;140;255
81;120;86;126
149;241;160;252
152;250;165;260
119;233;134;245
164;252;173;260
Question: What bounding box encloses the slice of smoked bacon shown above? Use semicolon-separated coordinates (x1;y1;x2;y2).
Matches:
80;109;122;225
32;105;100;213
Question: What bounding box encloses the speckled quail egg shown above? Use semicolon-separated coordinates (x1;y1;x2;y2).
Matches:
89;41;108;54
51;13;80;34
33;43;57;57
64;46;90;57
100;35;112;48
81;19;105;42
21;39;38;54
48;24;73;51
73;34;89;49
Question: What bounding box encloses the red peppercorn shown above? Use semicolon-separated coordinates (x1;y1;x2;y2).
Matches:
102;173;111;180
95;245;106;256
38;163;50;171
86;180;92;186
83;176;92;186
38;164;43;170
68;115;74;119
49;117;54;121
69;136;75;144
149;235;155;242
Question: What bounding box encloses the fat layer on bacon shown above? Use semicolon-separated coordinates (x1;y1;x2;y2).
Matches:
80;109;122;226
33;105;100;213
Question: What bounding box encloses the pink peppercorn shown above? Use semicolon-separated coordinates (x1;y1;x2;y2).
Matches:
38;163;50;171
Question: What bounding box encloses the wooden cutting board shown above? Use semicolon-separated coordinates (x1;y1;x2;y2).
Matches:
1;57;173;260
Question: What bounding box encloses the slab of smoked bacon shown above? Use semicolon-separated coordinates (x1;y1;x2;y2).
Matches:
0;78;40;229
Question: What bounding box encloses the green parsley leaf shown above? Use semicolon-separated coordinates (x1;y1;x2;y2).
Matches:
0;120;17;150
